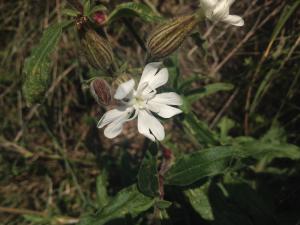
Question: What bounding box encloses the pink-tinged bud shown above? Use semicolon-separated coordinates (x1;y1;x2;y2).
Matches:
90;78;112;106
93;11;107;26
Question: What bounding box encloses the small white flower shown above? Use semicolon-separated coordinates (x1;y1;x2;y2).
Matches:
97;62;183;141
200;0;244;26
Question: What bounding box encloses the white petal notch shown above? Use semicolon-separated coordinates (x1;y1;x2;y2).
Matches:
97;62;183;142
200;0;244;27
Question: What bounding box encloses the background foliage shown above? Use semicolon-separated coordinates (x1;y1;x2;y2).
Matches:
0;0;300;224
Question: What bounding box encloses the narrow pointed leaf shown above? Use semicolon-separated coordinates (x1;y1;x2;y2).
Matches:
165;146;239;186
185;83;234;103
23;22;65;104
165;141;300;186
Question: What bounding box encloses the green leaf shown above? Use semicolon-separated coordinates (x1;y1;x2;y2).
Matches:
165;141;300;186
164;146;238;186
96;172;109;208
178;75;206;92
137;150;159;197
217;117;236;142
240;141;300;165
62;8;80;17
107;2;162;24
183;113;219;147
260;123;287;144
79;185;154;225
184;181;214;221
83;0;91;16
155;200;172;209
23;22;65;104
185;83;234;103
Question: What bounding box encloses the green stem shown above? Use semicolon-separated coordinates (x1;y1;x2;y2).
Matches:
122;18;147;52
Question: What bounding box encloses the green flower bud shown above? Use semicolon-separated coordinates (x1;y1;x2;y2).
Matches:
146;15;198;60
90;78;112;106
79;28;115;74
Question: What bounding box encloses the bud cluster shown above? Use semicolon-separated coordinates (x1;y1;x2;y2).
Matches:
76;2;243;108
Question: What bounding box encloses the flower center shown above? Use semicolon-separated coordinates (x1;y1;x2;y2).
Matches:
133;95;146;109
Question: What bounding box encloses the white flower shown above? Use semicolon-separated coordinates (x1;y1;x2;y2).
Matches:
200;0;244;26
97;62;183;141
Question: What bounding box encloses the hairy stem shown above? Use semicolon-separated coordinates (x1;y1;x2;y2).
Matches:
122;18;147;52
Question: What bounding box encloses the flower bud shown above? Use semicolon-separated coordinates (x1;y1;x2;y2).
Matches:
146;15;198;60
93;11;107;26
90;78;112;105
79;28;115;74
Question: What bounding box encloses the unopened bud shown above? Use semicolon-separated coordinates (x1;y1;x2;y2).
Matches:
93;11;107;26
146;15;198;60
90;78;112;105
79;28;115;73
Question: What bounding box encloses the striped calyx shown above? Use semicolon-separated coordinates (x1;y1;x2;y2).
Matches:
90;78;112;106
80;28;114;74
146;15;198;60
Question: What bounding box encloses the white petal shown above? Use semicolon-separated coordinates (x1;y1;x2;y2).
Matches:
147;101;182;118
114;79;135;100
212;0;229;20
102;107;134;138
104;120;124;139
223;15;244;26
138;110;165;141
146;68;169;91
138;62;162;91
97;108;129;128
200;0;218;10
150;92;182;106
